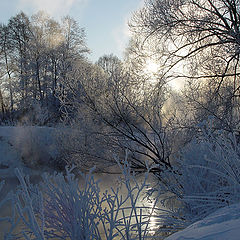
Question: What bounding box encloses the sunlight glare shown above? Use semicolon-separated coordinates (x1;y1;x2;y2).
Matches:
145;59;159;75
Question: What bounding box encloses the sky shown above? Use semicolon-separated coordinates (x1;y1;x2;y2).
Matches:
0;0;143;62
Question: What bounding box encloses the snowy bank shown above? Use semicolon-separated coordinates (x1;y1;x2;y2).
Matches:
0;126;58;177
166;203;240;240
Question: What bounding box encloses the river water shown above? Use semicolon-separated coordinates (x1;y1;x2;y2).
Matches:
0;126;165;238
0;166;164;239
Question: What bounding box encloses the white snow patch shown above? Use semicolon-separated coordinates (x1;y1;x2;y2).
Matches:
166;203;240;240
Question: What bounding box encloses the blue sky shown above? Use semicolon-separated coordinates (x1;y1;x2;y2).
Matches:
0;0;143;62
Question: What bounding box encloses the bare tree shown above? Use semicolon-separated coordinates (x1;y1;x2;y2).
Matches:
58;53;173;175
130;0;240;92
129;0;240;132
0;12;89;124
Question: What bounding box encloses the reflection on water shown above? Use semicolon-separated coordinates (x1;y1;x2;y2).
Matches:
0;169;164;239
146;200;160;234
92;172;166;238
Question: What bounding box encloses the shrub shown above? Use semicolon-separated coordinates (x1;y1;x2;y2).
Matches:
154;120;240;233
2;120;240;238
0;159;165;239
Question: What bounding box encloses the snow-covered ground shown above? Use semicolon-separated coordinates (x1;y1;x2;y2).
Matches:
166;203;240;240
0;126;57;178
1;126;240;239
0;128;23;177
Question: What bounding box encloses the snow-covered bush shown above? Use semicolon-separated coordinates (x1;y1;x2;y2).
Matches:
0;159;165;239
32;102;50;126
0;169;45;239
154;119;240;233
2;120;240;238
181;123;240;217
56;113;119;171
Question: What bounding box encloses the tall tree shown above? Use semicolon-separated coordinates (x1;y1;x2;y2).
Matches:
130;0;240;131
0;12;89;124
8;12;32;107
0;24;14;114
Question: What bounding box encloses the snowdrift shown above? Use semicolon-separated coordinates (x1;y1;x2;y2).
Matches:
166;203;240;240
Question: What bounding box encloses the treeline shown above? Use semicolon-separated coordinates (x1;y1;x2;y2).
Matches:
1;4;240;174
0;11;89;124
0;11;159;127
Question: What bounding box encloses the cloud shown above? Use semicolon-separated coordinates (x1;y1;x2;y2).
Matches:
17;0;88;18
113;17;132;56
112;0;145;58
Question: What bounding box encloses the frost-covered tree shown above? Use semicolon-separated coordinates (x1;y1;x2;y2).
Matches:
130;0;240;132
0;11;89;124
58;50;174;175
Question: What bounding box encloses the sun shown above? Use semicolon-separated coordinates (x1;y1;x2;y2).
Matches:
145;59;159;75
143;58;160;85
